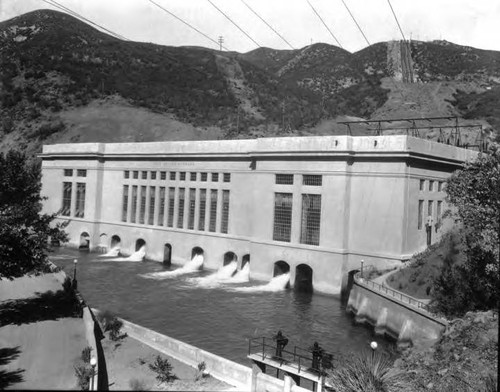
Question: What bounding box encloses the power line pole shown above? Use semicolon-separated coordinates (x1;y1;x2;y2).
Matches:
218;36;224;51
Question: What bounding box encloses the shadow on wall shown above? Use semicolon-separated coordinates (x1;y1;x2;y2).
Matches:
0;347;24;389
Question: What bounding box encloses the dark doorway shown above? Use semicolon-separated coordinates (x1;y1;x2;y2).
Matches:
294;264;313;293
223;252;237;266
273;260;290;277
135;238;146;251
111;235;121;248
163;243;172;267
191;247;204;259
79;232;90;250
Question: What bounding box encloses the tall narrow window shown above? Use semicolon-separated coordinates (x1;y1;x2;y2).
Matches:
438;181;443;192
141;171;147;180
201;172;207;182
124;170;129;179
131;186;138;223
419;179;425;191
429;181;434;192
170;172;176;181
158;187;165;226
177;188;185;228
160;171;166;180
61;182;72;216
221;190;230;234
121;185;129;222
148;186;156;225
167;187;175;227
300;194;321;245
180;172;186;181
133;171;138;179
273;193;293;242
212;173;219;182
150;171;157;180
190;172;197;181
428;200;433;219
209;189;218;232
139;186;146;224
437;200;442;220
223;173;231;182
75;183;86;218
188;188;196;230
418;200;423;230
198;189;207;231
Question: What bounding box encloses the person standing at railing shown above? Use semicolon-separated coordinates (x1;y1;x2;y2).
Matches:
311;341;324;371
273;330;288;358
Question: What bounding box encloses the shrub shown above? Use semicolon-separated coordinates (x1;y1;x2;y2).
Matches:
148;355;177;383
195;361;207;381
81;346;93;364
129;378;148;391
74;363;94;391
108;317;125;341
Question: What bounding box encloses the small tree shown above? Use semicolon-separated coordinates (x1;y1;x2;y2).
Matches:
432;146;500;317
148;355;177;384
0;150;68;279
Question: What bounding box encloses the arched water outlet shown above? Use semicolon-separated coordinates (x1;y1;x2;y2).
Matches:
273;260;290;289
110;235;121;248
223;251;237;266
98;233;108;252
135;239;146;251
163;243;172;267
191;246;204;259
294;264;313;293
79;232;90;250
242;254;250;268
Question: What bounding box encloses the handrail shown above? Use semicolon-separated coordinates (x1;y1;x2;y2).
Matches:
354;272;430;312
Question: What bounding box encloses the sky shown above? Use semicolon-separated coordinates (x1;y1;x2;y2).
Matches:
1;0;499;53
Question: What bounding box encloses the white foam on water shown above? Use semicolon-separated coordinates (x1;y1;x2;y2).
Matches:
187;261;238;287
101;246;145;262
140;254;204;280
229;272;290;293
97;245;121;258
225;262;250;284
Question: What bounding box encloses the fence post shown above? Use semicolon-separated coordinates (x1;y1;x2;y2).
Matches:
262;338;265;360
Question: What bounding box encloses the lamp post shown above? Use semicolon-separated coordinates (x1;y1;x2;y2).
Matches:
360;259;364;278
72;259;78;290
370;341;377;364
90;356;97;390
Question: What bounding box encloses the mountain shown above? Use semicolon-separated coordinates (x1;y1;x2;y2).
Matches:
1;9;499;157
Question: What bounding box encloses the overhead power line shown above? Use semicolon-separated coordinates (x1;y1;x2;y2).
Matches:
240;0;294;50
340;0;370;46
386;0;408;42
306;0;343;48
147;0;229;51
206;0;260;49
41;0;129;41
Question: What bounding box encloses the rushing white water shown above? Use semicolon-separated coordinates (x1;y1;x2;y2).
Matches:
230;272;290;292
97;245;121;258
187;261;238;287
226;262;250;283
100;246;146;262
140;254;204;280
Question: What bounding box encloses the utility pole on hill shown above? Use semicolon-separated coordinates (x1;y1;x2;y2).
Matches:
218;36;224;51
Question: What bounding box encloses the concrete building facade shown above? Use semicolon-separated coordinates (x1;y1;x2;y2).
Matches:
40;136;477;294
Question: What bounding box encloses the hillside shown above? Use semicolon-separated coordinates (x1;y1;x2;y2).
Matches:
1;9;500;157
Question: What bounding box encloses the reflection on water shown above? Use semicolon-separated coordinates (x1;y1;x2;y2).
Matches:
50;248;394;364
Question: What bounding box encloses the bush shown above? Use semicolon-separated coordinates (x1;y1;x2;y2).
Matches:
96;310;126;341
74;363;94;391
81;346;93;364
148;355;177;383
195;361;207;381
129;378;148;391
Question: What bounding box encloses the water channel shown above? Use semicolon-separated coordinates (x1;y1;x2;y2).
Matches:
50;248;394;365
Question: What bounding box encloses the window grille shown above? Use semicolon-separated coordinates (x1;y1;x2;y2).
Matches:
419;179;425;191
167;187;175;227
148;186;156;225
303;175;322;186
273;193;293;242
429;180;434;192
177;188;185;228
77;169;87;177
160;171;166;180
150;171;157;180
75;183;86;218
61;182;72;216
124;170;129;179
121;185;129;222
201;172;207;182
131;186;138;223
133;171;138;179
139;186;146;224
188;188;196;230
157;187;165;226
170;172;176;181
418;200;423;229
300;194;321;245
198;189;207;231
180;172;186;181
223;173;231;182
209;189;218;232
221;190;230;234
64;169;73;177
190;172;197;181
212;173;219;182
141;171;147;180
276;174;293;185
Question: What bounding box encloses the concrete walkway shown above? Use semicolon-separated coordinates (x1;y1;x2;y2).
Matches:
371;268;431;304
0;273;86;390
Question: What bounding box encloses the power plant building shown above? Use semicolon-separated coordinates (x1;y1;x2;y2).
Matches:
40;135;477;294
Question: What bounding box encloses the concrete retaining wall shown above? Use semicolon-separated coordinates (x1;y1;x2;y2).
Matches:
118;317;252;390
347;282;447;345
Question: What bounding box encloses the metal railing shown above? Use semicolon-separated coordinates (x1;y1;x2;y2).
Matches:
354;272;430;312
248;337;331;377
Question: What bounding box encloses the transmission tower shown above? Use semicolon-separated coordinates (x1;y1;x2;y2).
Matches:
218;36;224;51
